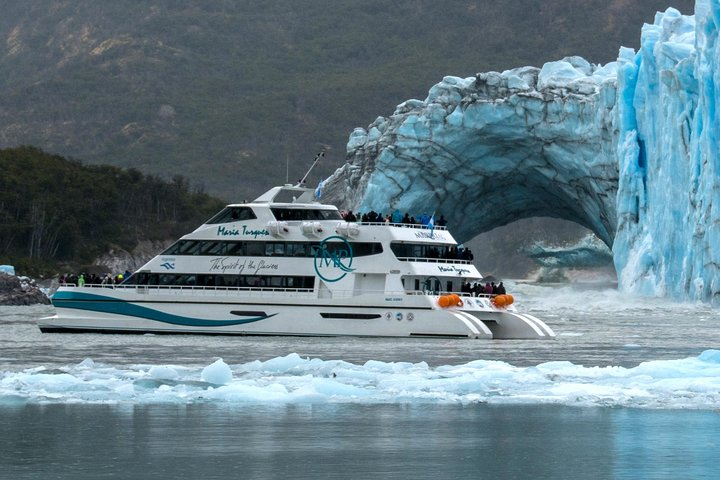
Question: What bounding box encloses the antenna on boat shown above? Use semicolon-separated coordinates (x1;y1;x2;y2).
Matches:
296;150;324;187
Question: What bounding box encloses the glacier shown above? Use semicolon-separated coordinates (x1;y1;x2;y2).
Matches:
322;0;720;304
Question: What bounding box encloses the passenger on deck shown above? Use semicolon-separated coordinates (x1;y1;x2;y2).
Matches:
497;282;506;295
402;213;411;224
391;209;403;224
484;282;493;294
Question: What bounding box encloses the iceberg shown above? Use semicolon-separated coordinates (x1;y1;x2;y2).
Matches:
323;0;720;304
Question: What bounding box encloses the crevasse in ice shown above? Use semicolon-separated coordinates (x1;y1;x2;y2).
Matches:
322;0;720;304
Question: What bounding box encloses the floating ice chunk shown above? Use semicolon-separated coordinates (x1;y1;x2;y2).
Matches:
77;358;95;368
201;359;232;385
698;350;720;363
2;350;720;408
149;365;180;380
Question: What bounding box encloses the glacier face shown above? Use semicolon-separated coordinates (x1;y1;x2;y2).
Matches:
615;1;719;302
322;60;619;246
323;0;720;304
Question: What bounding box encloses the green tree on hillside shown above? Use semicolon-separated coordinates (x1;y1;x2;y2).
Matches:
0;146;224;275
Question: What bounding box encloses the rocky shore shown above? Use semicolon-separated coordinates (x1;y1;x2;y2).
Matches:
0;272;51;306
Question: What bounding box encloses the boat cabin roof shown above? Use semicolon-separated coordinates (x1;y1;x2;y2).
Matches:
252;185;316;204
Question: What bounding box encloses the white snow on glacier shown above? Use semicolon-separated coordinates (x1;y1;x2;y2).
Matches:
323;0;720;304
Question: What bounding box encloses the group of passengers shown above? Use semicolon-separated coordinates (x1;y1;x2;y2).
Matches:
341;209;448;228
461;281;506;297
59;271;131;286
426;246;474;261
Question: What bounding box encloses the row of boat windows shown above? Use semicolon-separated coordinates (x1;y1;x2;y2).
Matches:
162;240;384;257
161;240;466;260
204;206;342;224
390;243;460;258
125;272;316;289
271;208;342;221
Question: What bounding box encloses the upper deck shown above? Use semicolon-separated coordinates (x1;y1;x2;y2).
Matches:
193;185;453;246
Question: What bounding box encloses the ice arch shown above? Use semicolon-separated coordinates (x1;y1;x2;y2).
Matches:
324;2;720;304
322;57;619;246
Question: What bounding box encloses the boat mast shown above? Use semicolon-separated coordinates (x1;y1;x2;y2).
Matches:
296;151;324;187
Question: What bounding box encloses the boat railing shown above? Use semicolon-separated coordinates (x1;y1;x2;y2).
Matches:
353;222;447;231
275;219;447;231
395;257;473;265
72;283;317;298
60;283;499;300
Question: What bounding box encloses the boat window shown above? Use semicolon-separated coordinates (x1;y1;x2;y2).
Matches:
390;242;448;259
199;241;226;256
246;242;265;256
159;240;381;257
287;243;307;256
271;208;341;221
225;242;245;256
161;240;203;256
265;242;286;256
123;273;314;289
205;207;257;224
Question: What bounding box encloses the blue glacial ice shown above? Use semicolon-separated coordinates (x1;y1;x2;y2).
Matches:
2;352;720;409
322;0;720;304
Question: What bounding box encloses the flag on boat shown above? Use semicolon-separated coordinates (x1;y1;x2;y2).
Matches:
427;213;435;236
315;177;327;199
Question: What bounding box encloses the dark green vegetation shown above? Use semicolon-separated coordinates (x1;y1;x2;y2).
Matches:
0;147;224;276
0;0;694;201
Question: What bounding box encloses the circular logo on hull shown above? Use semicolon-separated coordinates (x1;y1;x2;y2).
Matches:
313;236;354;282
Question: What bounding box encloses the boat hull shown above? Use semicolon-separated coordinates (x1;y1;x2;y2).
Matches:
41;287;555;340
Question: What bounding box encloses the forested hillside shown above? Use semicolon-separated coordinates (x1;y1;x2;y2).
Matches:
0;0;694;201
0;147;224;275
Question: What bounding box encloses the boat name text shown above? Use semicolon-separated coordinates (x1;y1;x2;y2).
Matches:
217;225;270;238
414;231;445;240
438;265;471;275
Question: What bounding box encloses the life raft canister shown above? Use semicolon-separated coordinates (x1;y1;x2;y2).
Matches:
491;294;514;308
437;294;464;308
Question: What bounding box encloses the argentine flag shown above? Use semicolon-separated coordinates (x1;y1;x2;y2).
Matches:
427;213;435;236
315;178;326;199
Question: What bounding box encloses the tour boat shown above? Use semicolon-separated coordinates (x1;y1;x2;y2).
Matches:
40;183;555;339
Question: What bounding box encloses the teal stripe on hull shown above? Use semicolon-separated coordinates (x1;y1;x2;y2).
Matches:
52;291;275;327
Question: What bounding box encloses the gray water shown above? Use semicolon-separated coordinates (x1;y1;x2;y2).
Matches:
1;284;719;479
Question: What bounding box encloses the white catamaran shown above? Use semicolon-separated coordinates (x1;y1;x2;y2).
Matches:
40;181;555;339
